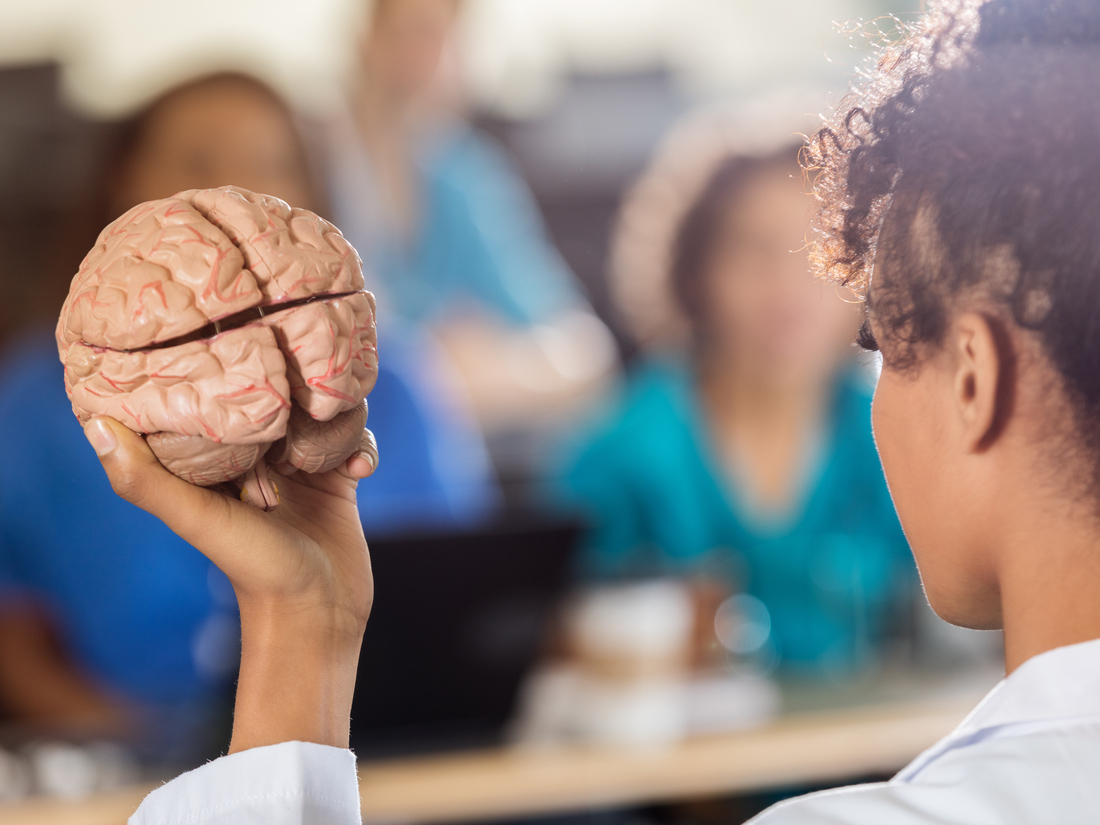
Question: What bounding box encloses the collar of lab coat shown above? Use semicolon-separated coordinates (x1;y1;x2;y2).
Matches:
898;635;1100;782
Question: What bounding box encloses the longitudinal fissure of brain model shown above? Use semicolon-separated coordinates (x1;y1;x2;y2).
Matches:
56;186;378;509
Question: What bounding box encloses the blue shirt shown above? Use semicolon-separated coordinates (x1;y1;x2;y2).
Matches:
555;358;914;675
358;325;500;534
0;328;497;708
330;123;584;326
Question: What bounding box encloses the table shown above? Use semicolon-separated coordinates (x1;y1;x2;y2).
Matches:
356;691;982;824
0;672;996;825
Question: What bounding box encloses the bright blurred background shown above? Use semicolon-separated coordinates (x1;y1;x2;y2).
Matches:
0;1;1006;822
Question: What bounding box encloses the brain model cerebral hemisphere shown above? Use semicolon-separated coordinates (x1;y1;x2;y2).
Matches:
56;186;378;509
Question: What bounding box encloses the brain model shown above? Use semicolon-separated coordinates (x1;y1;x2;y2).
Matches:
56;186;378;509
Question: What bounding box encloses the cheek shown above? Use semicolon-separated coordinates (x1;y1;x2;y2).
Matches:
870;373;910;502
873;367;994;625
871;369;940;550
704;267;757;341
705;264;804;350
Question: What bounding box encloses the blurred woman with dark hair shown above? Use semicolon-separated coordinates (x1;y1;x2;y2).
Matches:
556;137;914;676
0;70;496;760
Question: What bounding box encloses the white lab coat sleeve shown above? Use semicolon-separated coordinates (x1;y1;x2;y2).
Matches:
128;741;362;825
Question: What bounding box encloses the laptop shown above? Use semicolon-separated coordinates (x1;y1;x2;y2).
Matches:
350;516;579;757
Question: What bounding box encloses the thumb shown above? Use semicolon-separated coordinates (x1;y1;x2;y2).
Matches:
84;417;164;506
83;417;234;548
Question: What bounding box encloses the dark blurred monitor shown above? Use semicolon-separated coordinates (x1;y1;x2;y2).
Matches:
350;516;579;757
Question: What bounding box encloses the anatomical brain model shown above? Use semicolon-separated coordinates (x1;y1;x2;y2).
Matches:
56;186;378;509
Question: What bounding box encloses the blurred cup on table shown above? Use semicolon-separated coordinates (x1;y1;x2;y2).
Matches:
512;579;780;748
567;580;694;747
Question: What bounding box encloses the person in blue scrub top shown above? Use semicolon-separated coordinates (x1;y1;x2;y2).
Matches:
327;0;619;432
332;116;583;329
556;146;915;675
0;72;496;753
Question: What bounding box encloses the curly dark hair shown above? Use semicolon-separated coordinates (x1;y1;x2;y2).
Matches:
806;0;1100;411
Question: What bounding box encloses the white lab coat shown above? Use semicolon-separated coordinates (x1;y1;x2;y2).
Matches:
130;637;1100;824
750;636;1100;823
128;741;362;825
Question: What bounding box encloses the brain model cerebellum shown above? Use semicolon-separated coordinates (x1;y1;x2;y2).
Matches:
56;186;378;509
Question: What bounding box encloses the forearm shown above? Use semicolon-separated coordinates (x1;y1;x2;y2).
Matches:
230;599;365;753
434;314;619;428
82;417;376;758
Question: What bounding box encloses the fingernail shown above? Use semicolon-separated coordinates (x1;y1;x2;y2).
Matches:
84;419;118;457
355;450;376;472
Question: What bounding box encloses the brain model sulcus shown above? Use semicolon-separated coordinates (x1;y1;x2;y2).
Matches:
56;186;378;509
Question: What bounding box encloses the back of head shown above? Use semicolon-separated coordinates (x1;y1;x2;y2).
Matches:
808;0;1100;488
975;0;1100;47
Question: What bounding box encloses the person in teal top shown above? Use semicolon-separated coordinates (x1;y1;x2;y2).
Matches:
556;142;915;676
562;360;911;673
375;125;583;326
326;0;619;434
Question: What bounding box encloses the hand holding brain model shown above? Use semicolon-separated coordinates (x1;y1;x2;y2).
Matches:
56;186;378;509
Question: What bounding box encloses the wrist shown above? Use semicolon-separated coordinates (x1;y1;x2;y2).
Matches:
229;599;365;753
238;591;369;649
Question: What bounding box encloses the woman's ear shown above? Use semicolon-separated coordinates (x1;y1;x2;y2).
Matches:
951;312;1007;453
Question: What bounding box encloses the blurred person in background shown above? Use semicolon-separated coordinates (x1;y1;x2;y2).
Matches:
327;0;619;433
0;71;496;759
555;139;915;677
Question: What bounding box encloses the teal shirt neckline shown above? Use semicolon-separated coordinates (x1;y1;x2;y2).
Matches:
556;357;913;673
667;360;853;548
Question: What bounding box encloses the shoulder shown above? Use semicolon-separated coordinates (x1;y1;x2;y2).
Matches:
583;358;694;445
367;331;466;465
0;328;64;392
0;329;70;427
423;124;513;176
832;363;876;419
420;125;532;210
562;358;696;477
372;328;475;434
827;365;882;467
750;726;1100;824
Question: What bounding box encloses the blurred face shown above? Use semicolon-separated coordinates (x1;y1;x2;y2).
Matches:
363;0;458;100
113;79;313;215
702;167;861;386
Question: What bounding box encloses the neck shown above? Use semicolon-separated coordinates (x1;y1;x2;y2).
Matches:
998;505;1100;672
699;354;830;427
698;354;833;511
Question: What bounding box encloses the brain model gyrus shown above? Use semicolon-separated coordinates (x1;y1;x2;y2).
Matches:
56;186;378;509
